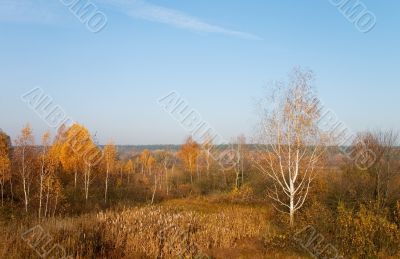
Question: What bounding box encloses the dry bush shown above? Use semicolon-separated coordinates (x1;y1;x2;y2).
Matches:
336;203;400;258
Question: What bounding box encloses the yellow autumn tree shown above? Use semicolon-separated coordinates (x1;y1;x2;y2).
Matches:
148;155;155;175
44;138;62;218
154;150;175;196
140;149;151;174
61;123;102;201
0;130;11;206
179;137;200;184
103;142;116;203
60;125;82;189
14;124;36;213
38;131;51;219
124;159;135;184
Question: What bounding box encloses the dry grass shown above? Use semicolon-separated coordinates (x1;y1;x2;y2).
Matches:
1;199;302;258
96;200;272;258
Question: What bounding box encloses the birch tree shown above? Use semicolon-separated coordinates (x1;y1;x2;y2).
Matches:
140;149;151;175
14;124;36;213
44;171;62;218
38;131;51;219
44;140;62;218
103;142;116;203
62;123;101;201
179;137;200;185
124;159;134;185
202;134;214;177
154;150;175;195
253;68;327;227
60;125;82;190
233;134;246;189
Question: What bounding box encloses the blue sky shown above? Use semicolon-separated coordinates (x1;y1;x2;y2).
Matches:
0;0;399;145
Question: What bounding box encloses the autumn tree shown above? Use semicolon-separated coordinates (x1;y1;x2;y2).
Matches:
154;150;175;196
140;149;151;174
0;129;11;147
103;142;116;203
61;123;102;201
178;137;200;184
43;169;62;218
124;159;135;185
253;68;328;227
200;133;215;177
38;131;51;219
233;134;247;189
14;124;36;213
148;155;155;175
43;139;62;218
60;125;82;189
150;161;159;204
351;130;399;210
0;130;11;206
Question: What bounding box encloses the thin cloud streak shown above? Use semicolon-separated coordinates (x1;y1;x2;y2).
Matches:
0;0;261;40
102;0;262;40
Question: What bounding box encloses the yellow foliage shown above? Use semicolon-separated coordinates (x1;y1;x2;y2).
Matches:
337;203;400;257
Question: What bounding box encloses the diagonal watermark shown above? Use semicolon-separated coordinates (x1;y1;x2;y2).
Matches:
21;225;72;259
329;0;376;33
294;225;343;259
60;0;108;33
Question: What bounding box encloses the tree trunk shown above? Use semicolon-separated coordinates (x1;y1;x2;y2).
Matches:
289;210;294;227
39;152;45;220
235;170;240;189
196;159;199;180
22;148;28;213
85;164;91;201
45;182;50;218
9;179;13;204
0;181;4;207
39;174;43;220
105;167;109;203
74;167;77;189
165;166;169;196
151;174;157;204
53;193;58;218
23;177;28;213
241;158;244;186
206;150;210;177
289;182;295;227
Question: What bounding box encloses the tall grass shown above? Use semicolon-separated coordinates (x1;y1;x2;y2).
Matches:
0;200;278;258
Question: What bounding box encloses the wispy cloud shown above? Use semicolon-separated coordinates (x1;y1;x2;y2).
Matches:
102;0;261;40
0;0;261;40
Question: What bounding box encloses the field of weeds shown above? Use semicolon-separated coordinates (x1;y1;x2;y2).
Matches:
0;199;305;258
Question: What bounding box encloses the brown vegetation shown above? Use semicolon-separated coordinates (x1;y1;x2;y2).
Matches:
0;70;399;258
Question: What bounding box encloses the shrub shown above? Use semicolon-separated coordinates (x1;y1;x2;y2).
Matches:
336;203;400;257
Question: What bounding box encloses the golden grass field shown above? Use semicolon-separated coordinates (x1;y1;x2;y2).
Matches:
0;198;312;258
